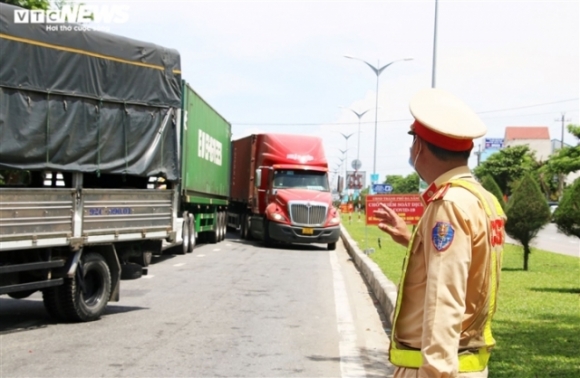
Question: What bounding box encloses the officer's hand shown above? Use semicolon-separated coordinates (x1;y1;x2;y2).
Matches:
375;204;412;248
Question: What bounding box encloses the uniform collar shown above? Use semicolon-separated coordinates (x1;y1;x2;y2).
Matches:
420;166;473;205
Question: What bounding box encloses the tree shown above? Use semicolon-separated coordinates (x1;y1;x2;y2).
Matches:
473;145;538;196
384;173;419;194
547;124;580;174
553;177;580;239
0;0;50;10
480;175;505;209
505;173;551;271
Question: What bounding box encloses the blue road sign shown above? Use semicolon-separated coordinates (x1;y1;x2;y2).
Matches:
372;184;393;194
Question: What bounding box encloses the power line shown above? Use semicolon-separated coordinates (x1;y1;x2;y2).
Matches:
480;109;579;120
477;98;578;114
231;98;579;126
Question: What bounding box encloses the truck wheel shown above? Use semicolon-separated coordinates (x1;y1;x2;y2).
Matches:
189;228;197;253
207;230;218;243
43;286;68;321
180;215;191;255
216;212;223;242
327;242;337;251
121;263;143;280
61;252;112;322
187;213;195;253
239;214;247;239
220;212;227;241
207;214;219;244
244;215;253;240
263;219;274;247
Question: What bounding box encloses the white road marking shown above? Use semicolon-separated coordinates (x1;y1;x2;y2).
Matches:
142;275;154;279
173;263;185;267
196;254;205;257
213;249;220;252
329;250;367;378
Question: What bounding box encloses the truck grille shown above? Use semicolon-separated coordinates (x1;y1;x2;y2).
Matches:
289;202;328;226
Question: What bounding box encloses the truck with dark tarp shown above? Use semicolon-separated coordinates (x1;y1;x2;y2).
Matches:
0;4;229;322
227;134;341;250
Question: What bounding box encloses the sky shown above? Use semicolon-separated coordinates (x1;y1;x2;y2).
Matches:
69;0;579;186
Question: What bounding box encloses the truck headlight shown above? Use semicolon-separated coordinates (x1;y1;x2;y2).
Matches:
329;217;340;225
269;212;288;222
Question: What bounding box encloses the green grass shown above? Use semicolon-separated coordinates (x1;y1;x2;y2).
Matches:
341;214;580;377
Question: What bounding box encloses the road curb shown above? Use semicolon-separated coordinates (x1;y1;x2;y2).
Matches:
340;225;398;326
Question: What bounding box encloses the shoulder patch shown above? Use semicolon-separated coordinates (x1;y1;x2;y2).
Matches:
431;221;455;252
431;183;450;202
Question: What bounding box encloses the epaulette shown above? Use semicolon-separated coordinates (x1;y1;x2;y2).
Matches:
431;183;450;202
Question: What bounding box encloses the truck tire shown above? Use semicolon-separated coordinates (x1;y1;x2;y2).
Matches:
43;286;68;322
121;263;143;280
240;214;247;239
327;242;337;251
263;219;274;248
220;212;227;241
244;214;253;240
207;226;218;244
60;252;112;322
216;212;223;242
180;214;192;255
187;213;195;253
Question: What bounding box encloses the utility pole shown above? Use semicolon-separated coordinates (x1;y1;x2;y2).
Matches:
555;113;571;200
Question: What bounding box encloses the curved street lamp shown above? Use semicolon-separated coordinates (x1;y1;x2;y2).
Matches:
344;55;413;185
340;107;371;169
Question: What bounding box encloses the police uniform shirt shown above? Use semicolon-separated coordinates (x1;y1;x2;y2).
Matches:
393;166;505;377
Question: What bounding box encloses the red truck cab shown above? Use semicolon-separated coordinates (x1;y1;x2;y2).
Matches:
229;133;341;250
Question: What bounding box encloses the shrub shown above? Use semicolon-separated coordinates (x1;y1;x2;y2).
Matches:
505;173;550;270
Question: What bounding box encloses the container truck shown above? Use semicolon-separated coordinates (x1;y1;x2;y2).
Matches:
227;134;341;250
0;4;228;322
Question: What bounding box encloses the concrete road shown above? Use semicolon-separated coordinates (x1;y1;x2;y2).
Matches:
506;223;579;258
0;233;393;377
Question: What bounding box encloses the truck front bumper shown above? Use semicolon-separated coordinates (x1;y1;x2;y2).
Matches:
268;222;341;244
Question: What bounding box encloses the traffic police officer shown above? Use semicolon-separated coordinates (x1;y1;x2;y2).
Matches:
376;88;506;378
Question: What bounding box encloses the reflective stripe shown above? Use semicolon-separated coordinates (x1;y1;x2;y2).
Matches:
390;347;491;371
389;179;502;373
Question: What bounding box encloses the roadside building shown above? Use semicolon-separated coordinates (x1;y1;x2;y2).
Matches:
504;126;552;161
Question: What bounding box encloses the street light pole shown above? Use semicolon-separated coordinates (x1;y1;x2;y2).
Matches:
344;56;413;183
340;133;354;188
343;108;370;166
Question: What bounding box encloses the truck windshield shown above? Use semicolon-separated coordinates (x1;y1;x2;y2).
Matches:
273;170;330;191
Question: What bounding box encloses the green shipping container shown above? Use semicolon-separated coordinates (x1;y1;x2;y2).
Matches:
181;81;231;205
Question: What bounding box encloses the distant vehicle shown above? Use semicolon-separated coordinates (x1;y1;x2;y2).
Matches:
549;204;558;222
227;134;341;250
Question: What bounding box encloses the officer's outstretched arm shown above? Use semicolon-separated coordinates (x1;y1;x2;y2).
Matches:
376;203;412;247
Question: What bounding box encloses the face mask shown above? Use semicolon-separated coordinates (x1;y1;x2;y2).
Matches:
409;139;423;179
409;138;419;169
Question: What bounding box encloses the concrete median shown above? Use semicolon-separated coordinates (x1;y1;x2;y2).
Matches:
340;225;398;327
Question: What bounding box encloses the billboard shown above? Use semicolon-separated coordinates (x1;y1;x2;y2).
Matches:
365;194;424;225
346;171;366;190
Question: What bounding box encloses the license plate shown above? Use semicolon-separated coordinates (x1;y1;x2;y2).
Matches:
302;228;314;235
